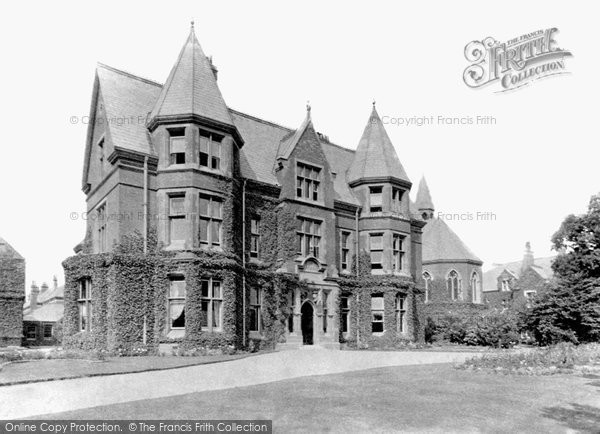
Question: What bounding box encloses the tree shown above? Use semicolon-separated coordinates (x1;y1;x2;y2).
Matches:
523;193;600;344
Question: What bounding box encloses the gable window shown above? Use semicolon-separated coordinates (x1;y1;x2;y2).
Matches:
249;287;262;332
43;324;53;339
201;279;222;332
199;130;223;170
371;293;384;333
168;195;186;245
470;271;481;303
97;204;107;253
447;270;462;301
168;276;186;330
78;278;92;332
340;294;350;334
250;218;260;258
169;128;186;165
392;234;404;272
524;290;537;308
396;295;407;333
297;217;321;258
296;162;321;201
392;187;403;213
98;138;105;176
340;231;350;270
369;186;383;213
369;233;384;270
199;194;223;247
501;279;510;292
423;271;432;303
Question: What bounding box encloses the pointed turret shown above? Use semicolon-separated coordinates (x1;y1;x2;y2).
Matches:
148;23;238;139
347;105;410;186
415;176;435;220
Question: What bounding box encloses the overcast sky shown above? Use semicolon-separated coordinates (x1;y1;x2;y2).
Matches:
1;0;598;290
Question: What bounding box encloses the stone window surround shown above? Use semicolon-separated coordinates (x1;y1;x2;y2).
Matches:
168;274;186;331
422;270;432;302
446;269;463;301
295;159;324;205
201;278;223;332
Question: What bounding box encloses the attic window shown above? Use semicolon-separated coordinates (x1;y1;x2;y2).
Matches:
296;163;321;201
169;128;186;165
369;186;383;213
98;138;105;176
199;130;223;170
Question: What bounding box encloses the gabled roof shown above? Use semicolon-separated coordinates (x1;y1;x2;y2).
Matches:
230;109;358;205
415;176;434;210
347;106;410;185
0;236;23;260
422;218;482;264
277;109;313;160
23;302;63;323
149;26;234;128
482;256;555;291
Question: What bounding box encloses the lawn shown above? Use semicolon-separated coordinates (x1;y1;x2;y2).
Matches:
0;354;247;386
32;363;600;433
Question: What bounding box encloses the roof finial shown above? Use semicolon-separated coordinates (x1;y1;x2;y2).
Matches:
190;19;195;31
372;100;376;107
306;100;311;117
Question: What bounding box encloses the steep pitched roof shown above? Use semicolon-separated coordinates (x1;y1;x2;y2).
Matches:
415;176;435;210
230;109;358;205
96;64;162;154
482;256;555;291
149;27;234;127
277;109;313;160
0;236;23;260
24;285;64;311
347;106;410;185
422;218;482;264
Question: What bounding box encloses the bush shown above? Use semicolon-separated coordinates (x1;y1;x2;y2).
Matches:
459;342;600;375
426;309;519;348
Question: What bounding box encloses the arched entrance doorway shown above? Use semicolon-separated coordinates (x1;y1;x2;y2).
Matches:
301;302;314;345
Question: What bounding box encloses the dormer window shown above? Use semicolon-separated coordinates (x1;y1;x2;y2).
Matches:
199;130;222;170
369;186;383;213
296;163;321;201
501;279;510;292
392;187;403;213
169;128;186;165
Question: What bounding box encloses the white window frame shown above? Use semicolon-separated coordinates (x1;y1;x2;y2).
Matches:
201;278;223;332
369;232;384;271
340;231;351;271
392;233;405;272
78;278;92;332
447;270;462;301
371;293;385;334
470;271;481;303
297;216;322;258
250;218;260;258
199;129;223;170
199;194;223;248
168;194;187;246
249;287;262;332
168;275;186;330
296;161;322;202
396;294;407;333
423;271;432;303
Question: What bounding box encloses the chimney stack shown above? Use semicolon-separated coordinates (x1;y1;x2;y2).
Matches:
41;282;49;293
521;242;535;273
53;275;58;290
30;281;40;310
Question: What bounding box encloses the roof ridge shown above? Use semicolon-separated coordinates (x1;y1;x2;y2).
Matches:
97;62;163;87
229;108;294;132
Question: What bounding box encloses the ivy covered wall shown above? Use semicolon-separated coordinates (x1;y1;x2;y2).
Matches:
0;256;26;346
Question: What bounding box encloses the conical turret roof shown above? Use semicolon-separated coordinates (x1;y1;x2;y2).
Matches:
347;105;410;185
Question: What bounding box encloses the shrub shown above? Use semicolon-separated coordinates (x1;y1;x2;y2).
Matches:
426;309;519;348
459;342;600;375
